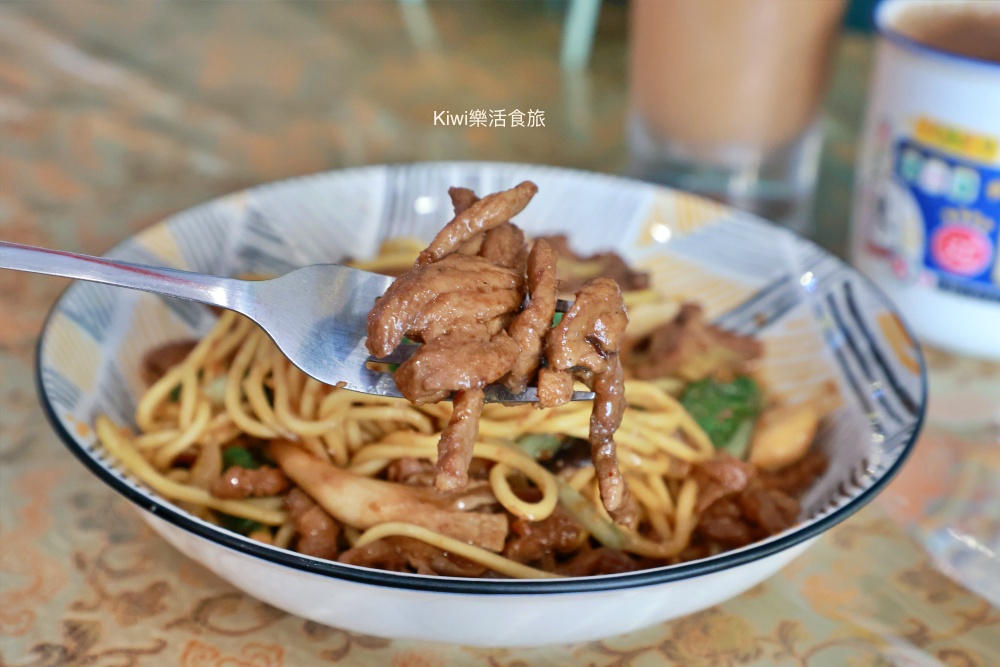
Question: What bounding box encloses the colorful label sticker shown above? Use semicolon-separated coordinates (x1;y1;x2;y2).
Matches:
913;116;999;164
874;137;1000;303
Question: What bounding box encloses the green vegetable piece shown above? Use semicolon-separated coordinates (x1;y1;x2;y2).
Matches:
218;512;263;536
680;376;763;449
718;417;755;460
555;478;627;549
169;385;181;402
515;434;564;460
202;375;228;403
222;446;260;470
552;312;564;325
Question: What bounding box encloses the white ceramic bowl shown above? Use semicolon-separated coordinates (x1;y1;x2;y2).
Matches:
37;162;926;647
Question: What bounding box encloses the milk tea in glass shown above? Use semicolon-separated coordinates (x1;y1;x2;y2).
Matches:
629;0;846;233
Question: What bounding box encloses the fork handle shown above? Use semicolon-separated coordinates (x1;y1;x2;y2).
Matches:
0;241;249;312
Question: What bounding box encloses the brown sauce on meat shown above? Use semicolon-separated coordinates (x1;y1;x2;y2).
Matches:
503;506;584;566
504;239;558;394
366;254;524;358
285;488;341;560
366;182;638;523
622;302;761;382
340;536;488;577
542;277;634;524
539;234;650;294
480;222;527;271
209;465;291;499
368;184;536;493
385;456;437;487
434;388;485;492
692;452;824;549
416;181;537;267
556;546;641;577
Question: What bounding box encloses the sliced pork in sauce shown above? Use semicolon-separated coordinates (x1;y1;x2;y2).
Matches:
209;465;291;500
340;536;489;577
434;388;486;492
622;303;761;382
503;505;585;567
103;179;836;580
480;222;528;271
366;182;639;523
539;234;650;293
504;239;558;394
415;181;537;267
392;332;519;405
691;451;824;549
285;487;341;560
541;277;634;525
556;546;641;577
366;254;524;357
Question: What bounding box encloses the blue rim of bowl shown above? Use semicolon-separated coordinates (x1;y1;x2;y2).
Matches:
876;0;1000;72
35;163;927;595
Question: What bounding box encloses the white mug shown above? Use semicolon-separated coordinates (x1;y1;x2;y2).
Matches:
851;0;1000;360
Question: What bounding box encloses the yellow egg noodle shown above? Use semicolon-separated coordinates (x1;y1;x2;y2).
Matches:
96;243;719;578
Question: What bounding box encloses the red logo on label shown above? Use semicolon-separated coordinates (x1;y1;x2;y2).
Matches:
930;225;993;276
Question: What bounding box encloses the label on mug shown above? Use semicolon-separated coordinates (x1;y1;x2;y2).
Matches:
863;123;1000;303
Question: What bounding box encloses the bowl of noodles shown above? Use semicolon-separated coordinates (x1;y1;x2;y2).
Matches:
37;162;925;647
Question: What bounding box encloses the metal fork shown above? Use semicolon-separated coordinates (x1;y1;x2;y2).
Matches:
0;241;593;403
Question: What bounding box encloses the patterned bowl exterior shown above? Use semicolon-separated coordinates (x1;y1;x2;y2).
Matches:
37;162;926;595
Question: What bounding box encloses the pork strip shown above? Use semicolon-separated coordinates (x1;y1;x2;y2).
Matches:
505;239;558;394
410;289;522;343
366;254;524;357
503;505;584;564
545;278;633;523
340;536;489;577
209;465;291;500
435;388;485;492
450;187;484;255
480;222;527;270
546;277;629;375
692;454;755;514
386;456;437;487
286;488;341;560
759;450;828;497
555;547;640;576
415;181;538;267
539;234;650;293
588;358;632;521
622;303;762;382
393;331;519;403
536;367;574;408
449;186;479;214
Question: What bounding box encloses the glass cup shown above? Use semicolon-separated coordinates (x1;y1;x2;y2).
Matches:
628;0;847;234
